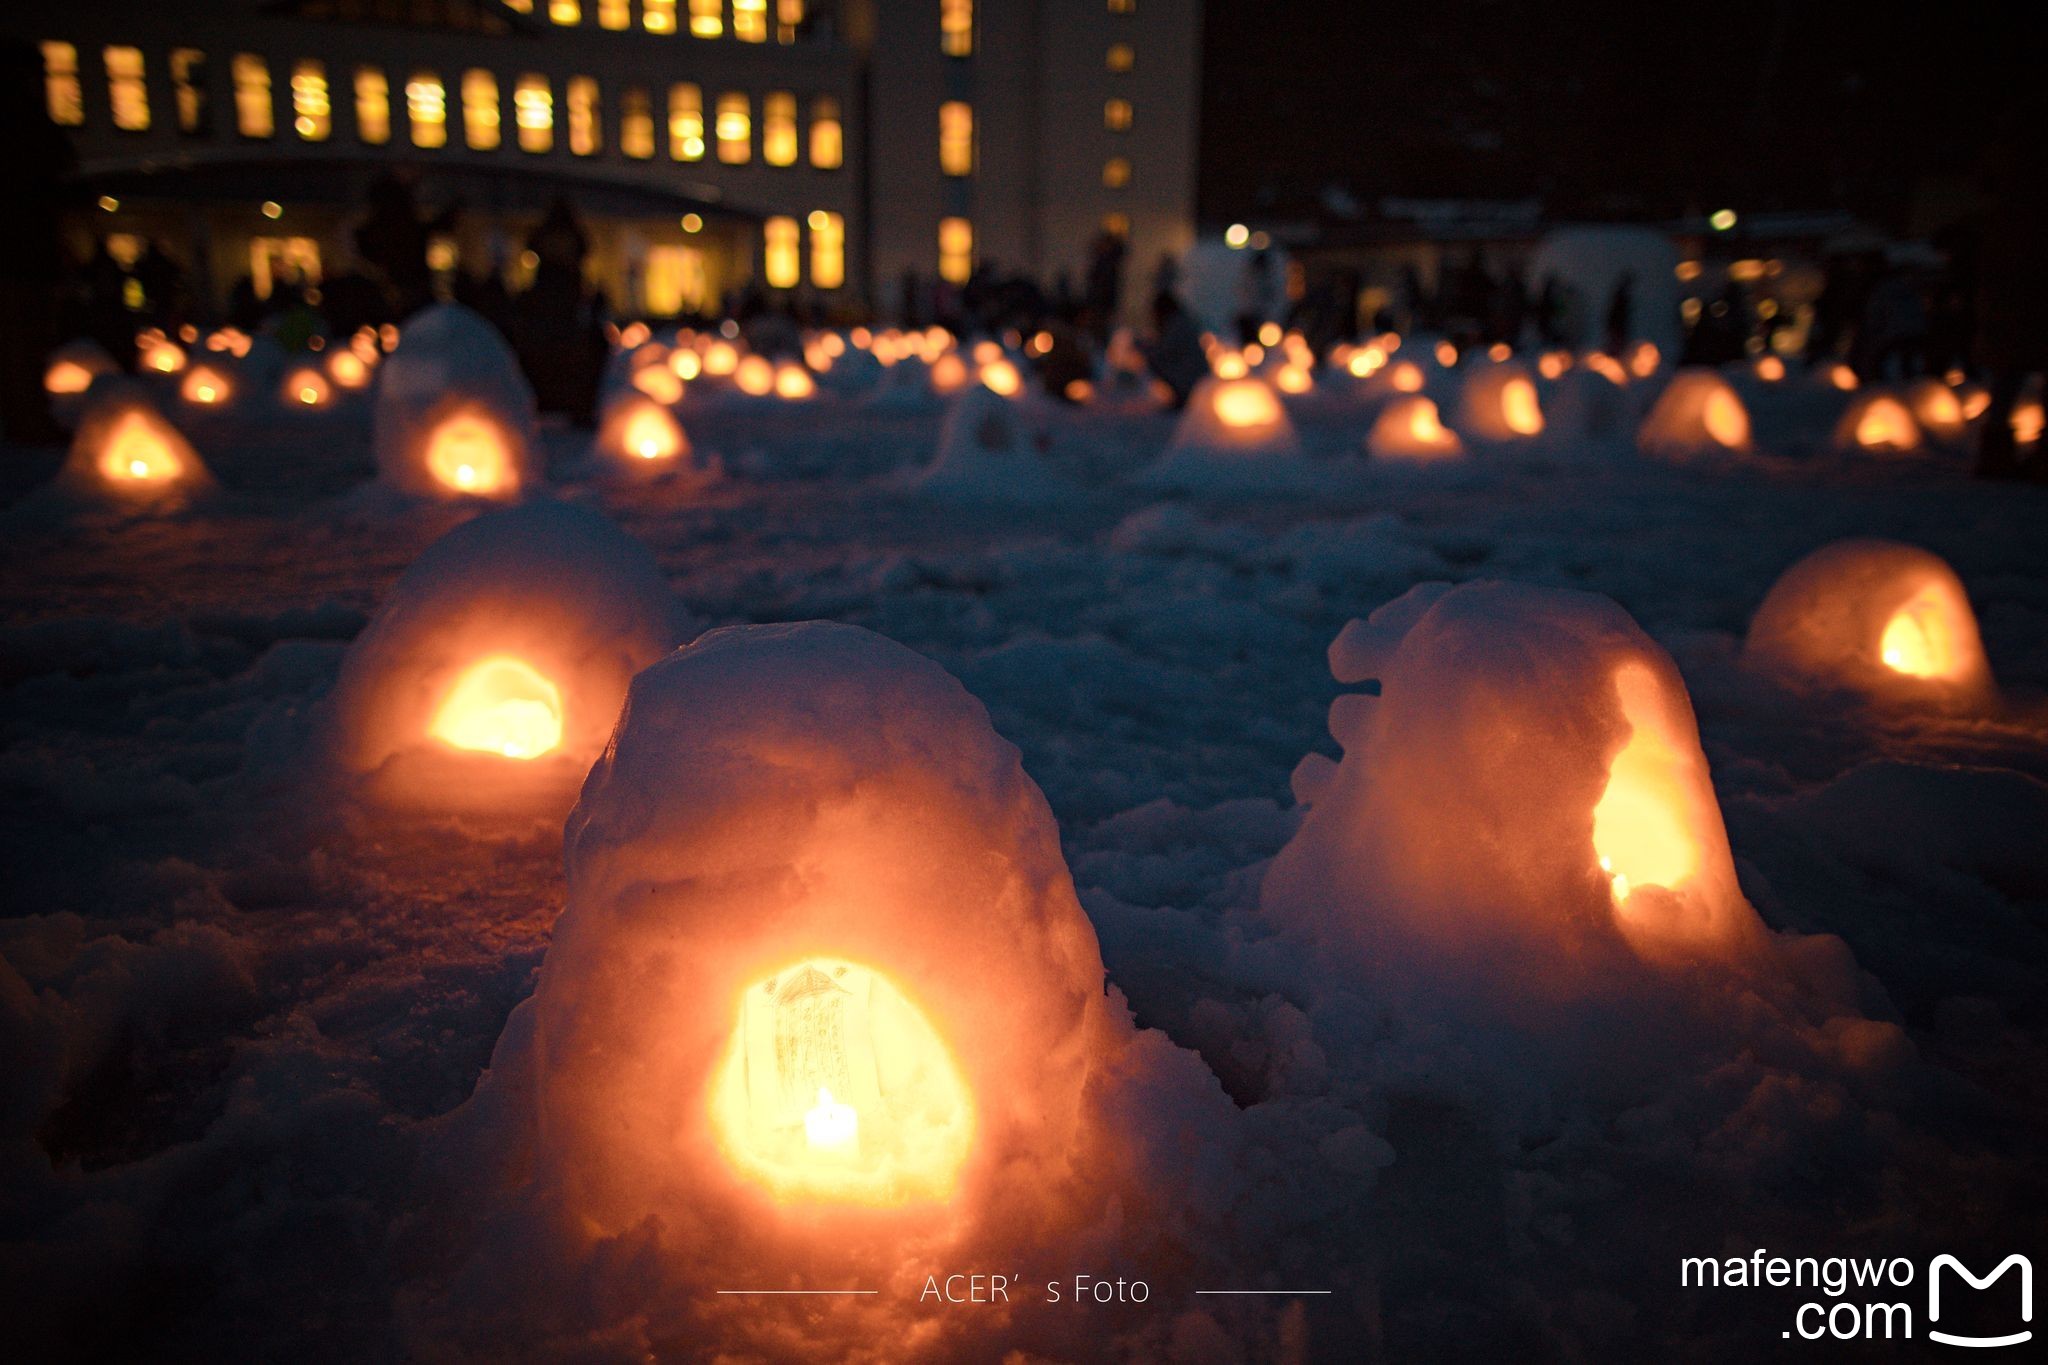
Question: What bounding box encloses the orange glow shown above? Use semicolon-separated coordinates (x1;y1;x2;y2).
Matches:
978;358;1022;397
180;365;231;405
327;348;371;389
1211;350;1250;380
1909;382;1962;431
45;358;96;394
425;410;518;496
733;354;774;396
670;349;703;381
971;339;1003;366
428;655;563;759
142;341;187;374
1408;401;1447;443
929;352;970;393
1583;352;1627;386
773;362;816;399
1487;342;1512;363
1851;396;1920;452
96;410;186;485
1274;364;1313;395
1434;340;1458;367
1826;363;1858;392
1592;663;1702;906
1957;386;1990;421
708;958;974;1205
631;364;685;404
621;402;685;461
1388;361;1424;393
1212;377;1283;430
1753;354;1786;382
1348;346;1386;378
1064;378;1094;402
2015;400;2044;448
1627;342;1660;378
1879;588;1962;680
1537;350;1569;380
1499;375;1545;436
704;341;740;377
1702;387;1750;448
283;368;332;407
617;321;651;350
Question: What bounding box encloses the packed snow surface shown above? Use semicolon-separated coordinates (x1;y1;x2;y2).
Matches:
2;359;2045;1362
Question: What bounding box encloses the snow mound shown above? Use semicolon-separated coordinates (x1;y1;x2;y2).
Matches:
1366;395;1465;461
914;383;1068;502
1453;362;1546;442
1637;368;1753;459
589;392;709;484
319;500;692;813
371;303;542;501
48;381;215;511
1136;376;1320;491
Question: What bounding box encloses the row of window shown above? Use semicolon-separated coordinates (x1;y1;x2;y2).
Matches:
41;44;844;169
761;209;845;289
504;0;804;44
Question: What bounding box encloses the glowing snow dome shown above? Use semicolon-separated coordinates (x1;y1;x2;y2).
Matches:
1638;368;1753;458
321;500;693;812
1743;539;1994;708
915;381;1065;502
431;621;1234;1360
53;381;214;509
371;303;541;501
1265;580;1773;998
1454;362;1546;441
1136;375;1315;490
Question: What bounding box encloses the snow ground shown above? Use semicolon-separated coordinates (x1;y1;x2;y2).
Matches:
2;380;2045;1361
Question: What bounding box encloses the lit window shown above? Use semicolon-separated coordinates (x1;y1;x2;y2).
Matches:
1103;211;1130;238
763;91;797;165
41;42;83;126
941;0;973;56
939;216;972;284
809;210;844;289
503;0;532;8
407;70;447;148
515;75;553;153
292;60;331;141
1103;156;1131;188
598;0;630;29
939;101;973;176
690;0;723;38
462;70;500;150
234;54;274;138
777;0;805;43
621;87;654;158
171;50;207;133
567;76;600;155
105;47;149;132
1107;43;1134;72
809;96;842;169
1105;97;1132;131
549;0;582;23
716;92;750;163
669;84;704;160
355;67;390;144
734;0;767;42
764;216;800;289
644;0;676;33
1109;0;1135;11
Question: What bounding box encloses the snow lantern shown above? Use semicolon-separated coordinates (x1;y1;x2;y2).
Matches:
1743;539;1993;707
371;303;540;501
592;393;696;480
702;339;741;378
280;366;333;410
916;381;1061;501
57;383;212;506
179;363;233;409
327;345;374;391
1821;362;1859;392
139;336;186;375
1367;394;1464;460
1376;359;1427;395
43;341;116;399
1905;379;1965;441
1750;354;1787;383
630;363;685;405
927;351;971;394
1268;580;1771;991
1455;363;1546;440
1637;368;1752;457
1831;392;1923;455
732;354;775;396
450;621;1230;1358
322;501;690;812
772;361;817;400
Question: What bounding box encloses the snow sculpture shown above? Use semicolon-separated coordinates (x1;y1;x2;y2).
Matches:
916;380;1063;501
1637;368;1752;457
321;501;690;811
1367;395;1464;460
56;382;213;508
1743;539;1994;707
371;303;540;501
1455;362;1546;441
1266;581;1774;989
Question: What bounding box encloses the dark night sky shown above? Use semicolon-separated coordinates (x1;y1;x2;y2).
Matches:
1198;1;2046;231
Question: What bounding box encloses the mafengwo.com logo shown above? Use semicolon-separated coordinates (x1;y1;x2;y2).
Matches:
1681;1250;2032;1346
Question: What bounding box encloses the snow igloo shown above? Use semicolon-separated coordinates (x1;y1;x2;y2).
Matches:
1266;581;1785;1011
55;383;213;509
1831;392;1924;455
1743;539;1994;708
591;392;699;482
371;303;541;501
1454;362;1546;441
1637;368;1753;458
1367;394;1464;461
43;340;118;426
432;623;1232;1360
321;501;691;812
1137;375;1312;490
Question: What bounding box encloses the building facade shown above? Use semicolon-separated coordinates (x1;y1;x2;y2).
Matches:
9;0;1199;323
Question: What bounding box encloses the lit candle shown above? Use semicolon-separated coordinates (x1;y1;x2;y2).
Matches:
804;1087;858;1155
